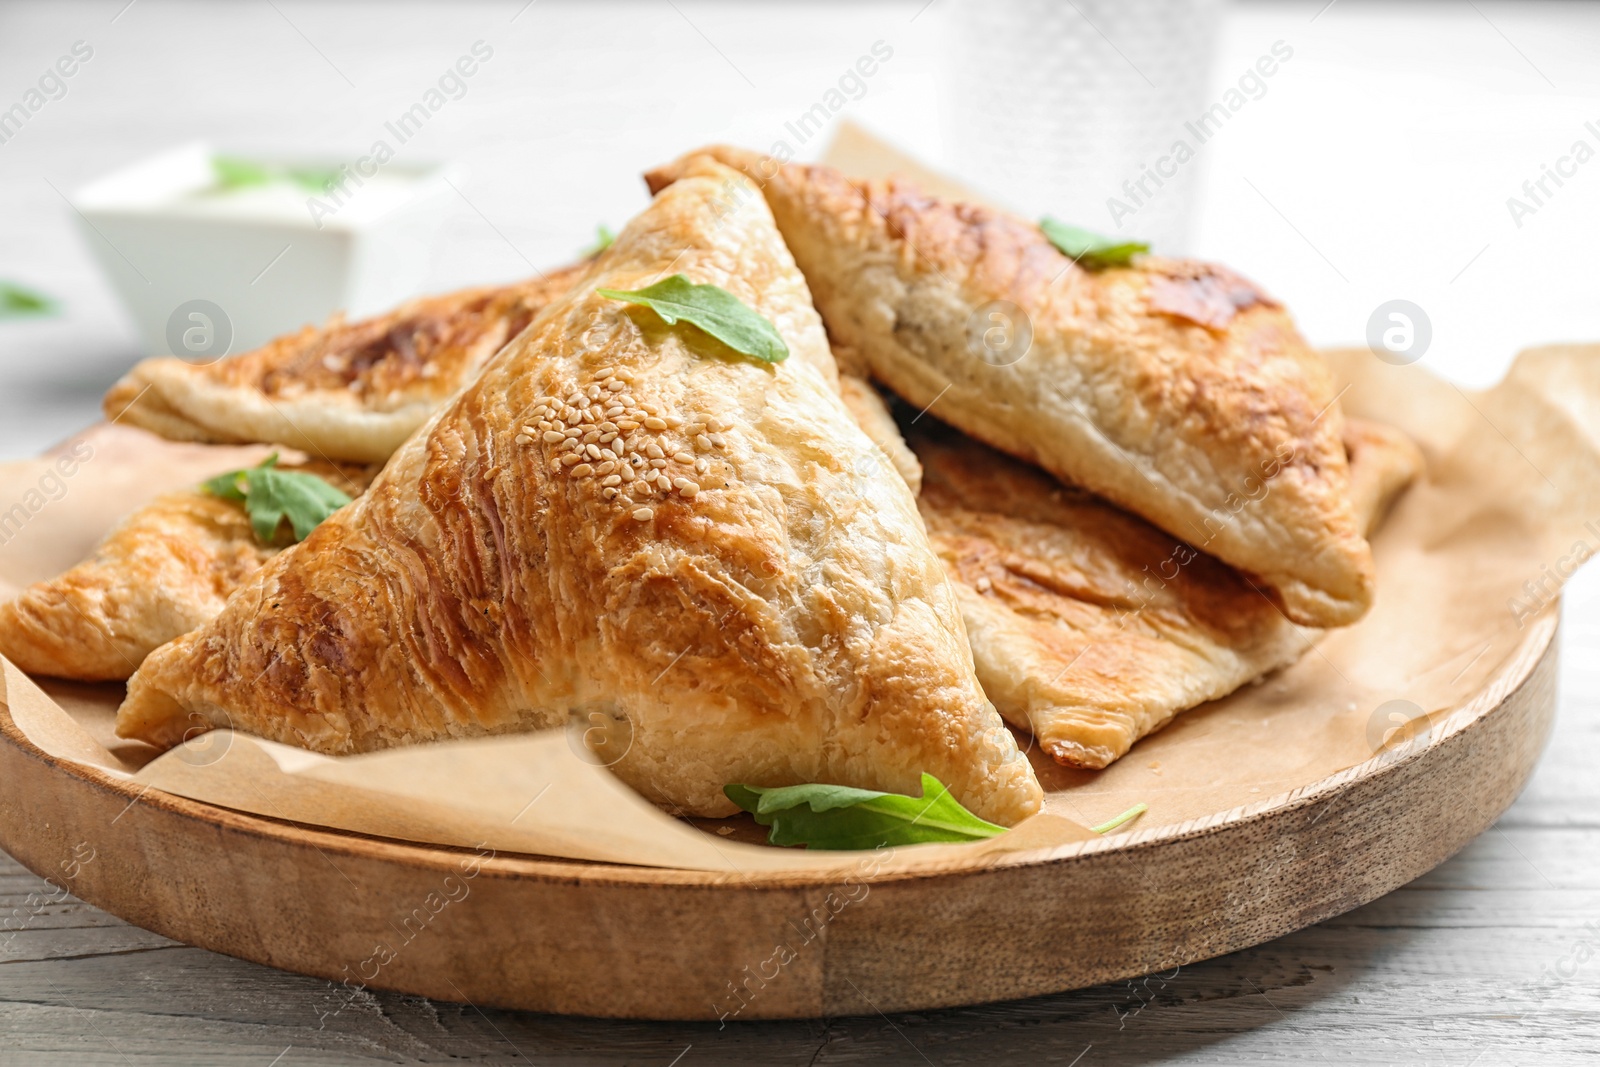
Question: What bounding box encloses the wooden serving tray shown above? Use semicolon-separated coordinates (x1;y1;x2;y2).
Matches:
0;612;1557;1021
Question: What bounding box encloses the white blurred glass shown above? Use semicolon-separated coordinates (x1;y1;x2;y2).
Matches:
942;0;1222;254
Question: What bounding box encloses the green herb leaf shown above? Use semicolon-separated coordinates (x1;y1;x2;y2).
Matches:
212;155;340;196
1040;217;1149;270
1090;802;1148;834
0;281;56;319
597;274;788;363
582;223;615;257
201;454;352;544
723;772;1006;849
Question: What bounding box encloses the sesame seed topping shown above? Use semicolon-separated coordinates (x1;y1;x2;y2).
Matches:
560;454;582;466
586;444;603;459
541;430;564;444
695;458;709;474
617;394;636;407
606;380;626;391
694;434;712;452
975;576;993;593
617;419;640;431
629;454;646;467
601;474;622;487
632;507;654;521
572;463;594;477
551;420;566;431
514;433;533;445
664;415;684;429
596;461;616;474
645;443;664;459
650;458;668;469
643;417;667;431
564;427;583;438
707;416;729;433
620;465;636;481
602;487;619;500
673;452;694;465
708;433;726;448
599;432;617;444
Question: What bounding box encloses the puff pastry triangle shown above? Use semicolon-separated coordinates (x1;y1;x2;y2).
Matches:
104;267;586;463
117;157;1042;824
646;148;1375;627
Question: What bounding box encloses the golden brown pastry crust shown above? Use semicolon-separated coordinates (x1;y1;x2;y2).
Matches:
646;148;1375;628
0;460;373;681
117;158;1042;825
838;375;922;496
1343;417;1424;536
909;417;1419;769
103;267;586;463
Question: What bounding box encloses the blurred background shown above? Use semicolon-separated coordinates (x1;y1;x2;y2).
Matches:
1;0;1597;459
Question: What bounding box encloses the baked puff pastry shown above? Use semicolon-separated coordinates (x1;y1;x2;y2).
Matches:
906;416;1419;769
645;148;1375;628
103;266;586;463
0;460;373;681
117;156;1043;825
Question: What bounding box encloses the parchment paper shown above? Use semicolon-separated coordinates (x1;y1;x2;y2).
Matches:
1;133;1596;873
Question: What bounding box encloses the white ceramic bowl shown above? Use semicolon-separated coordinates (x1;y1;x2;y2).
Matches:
73;142;455;361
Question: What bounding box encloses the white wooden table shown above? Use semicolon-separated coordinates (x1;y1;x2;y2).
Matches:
2;2;1597;1062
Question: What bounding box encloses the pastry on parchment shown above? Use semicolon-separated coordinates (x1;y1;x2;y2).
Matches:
0;460;374;681
645;147;1375;628
905;416;1421;769
103;266;587;463
116;155;1042;824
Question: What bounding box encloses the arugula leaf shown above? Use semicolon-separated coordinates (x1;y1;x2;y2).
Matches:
1089;803;1148;834
201;454;352;544
212;155;341;196
724;773;1006;849
1040;217;1149;270
582;223;615;257
597;274;788;363
0;281;56;319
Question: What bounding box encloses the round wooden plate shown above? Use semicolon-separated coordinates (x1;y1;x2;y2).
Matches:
0;613;1558;1021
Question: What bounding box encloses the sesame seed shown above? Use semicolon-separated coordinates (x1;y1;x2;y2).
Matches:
620;465;636;481
521;424;538;435
586;384;602;400
975;576;993;593
673;452;694;465
599;421;618;433
606;380;626;392
541;430;564;444
707;416;729;433
676;479;700;496
586;444;603;460
643;417;667;431
551;420;566;431
617;419;640;431
650;458;668;469
664;415;684;429
538;420;553;431
572;463;594;477
514;433;533;445
601;474;622;487
599;432;618;444
564;427;582;439
632;507;654;521
656;473;673;490
708;433;726;448
566;393;583;407
565;407;583;423
560;439;580;452
629;454;646;467
605;405;625;419
618;394;636;407
695;458;708;474
560;454;582;466
645;443;664;459
596;367;615;378
596;461;616;474
603;487;619;500
694;434;712;452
